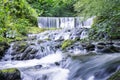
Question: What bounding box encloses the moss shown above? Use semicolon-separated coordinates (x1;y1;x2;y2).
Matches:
0;68;21;80
0;68;17;73
6;35;27;43
28;27;46;34
45;38;51;41
108;70;120;80
61;39;76;50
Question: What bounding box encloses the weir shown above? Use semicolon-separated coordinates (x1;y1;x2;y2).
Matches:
37;17;94;28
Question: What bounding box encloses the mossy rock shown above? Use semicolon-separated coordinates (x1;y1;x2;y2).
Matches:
12;41;28;52
61;39;78;50
0;68;17;73
0;68;21;80
0;42;9;59
108;70;120;80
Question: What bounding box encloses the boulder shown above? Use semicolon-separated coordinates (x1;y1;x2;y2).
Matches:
82;43;95;51
0;68;21;80
108;70;120;80
0;42;9;59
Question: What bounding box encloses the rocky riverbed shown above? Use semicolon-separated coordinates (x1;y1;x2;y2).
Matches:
0;27;120;80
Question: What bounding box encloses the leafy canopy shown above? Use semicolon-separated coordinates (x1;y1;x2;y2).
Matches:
74;0;120;40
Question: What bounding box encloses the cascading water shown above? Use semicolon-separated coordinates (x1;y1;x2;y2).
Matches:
37;17;94;29
0;17;120;80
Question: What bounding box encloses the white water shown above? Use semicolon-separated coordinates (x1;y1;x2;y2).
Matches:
38;17;94;28
0;51;62;69
0;51;70;80
1;16;120;80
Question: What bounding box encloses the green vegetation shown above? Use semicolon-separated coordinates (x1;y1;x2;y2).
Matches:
62;40;74;50
108;71;120;80
0;0;38;42
28;27;58;34
0;0;77;43
0;68;17;73
61;39;79;50
0;0;119;43
27;0;77;17
74;0;120;40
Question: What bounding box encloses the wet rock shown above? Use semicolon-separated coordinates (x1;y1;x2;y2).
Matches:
114;43;120;46
55;45;61;49
23;47;33;54
96;45;120;53
97;42;106;45
21;47;33;60
108;70;120;80
0;68;21;80
12;41;28;53
37;40;44;44
28;35;36;40
35;65;42;69
96;45;105;49
55;62;60;66
20;47;38;60
0;42;9;59
29;49;38;54
83;43;95;51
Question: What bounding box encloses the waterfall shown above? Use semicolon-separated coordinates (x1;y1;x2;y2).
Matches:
38;17;94;28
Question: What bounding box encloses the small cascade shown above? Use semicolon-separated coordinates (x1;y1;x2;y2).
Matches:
2;43;14;61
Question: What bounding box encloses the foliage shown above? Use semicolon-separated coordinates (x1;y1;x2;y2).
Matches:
0;0;38;42
27;0;77;17
74;0;120;40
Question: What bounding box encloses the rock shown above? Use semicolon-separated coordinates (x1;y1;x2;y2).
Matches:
21;47;33;60
97;42;106;45
84;43;95;51
29;49;38;54
12;41;28;53
0;68;21;80
114;43;120;46
96;45;105;49
96;44;120;53
0;42;9;59
108;70;120;80
35;65;42;69
37;40;44;44
10;41;29;58
55;62;60;66
20;47;38;60
28;35;36;40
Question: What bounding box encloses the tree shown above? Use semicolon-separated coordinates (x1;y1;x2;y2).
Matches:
74;0;120;40
27;0;77;17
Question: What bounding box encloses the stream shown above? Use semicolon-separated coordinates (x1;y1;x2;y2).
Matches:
0;17;120;80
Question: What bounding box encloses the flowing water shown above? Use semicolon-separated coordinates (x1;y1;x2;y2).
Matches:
37;17;94;28
0;17;120;80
